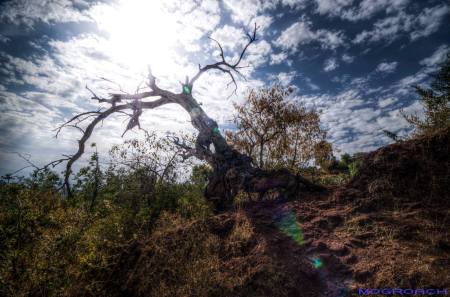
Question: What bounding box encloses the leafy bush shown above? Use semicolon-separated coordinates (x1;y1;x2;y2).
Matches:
348;154;365;177
0;135;212;296
318;173;351;185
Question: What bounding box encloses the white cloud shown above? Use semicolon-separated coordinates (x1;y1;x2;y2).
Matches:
268;72;319;91
324;58;339;72
376;61;398;73
174;0;220;27
331;74;350;84
410;4;450;40
353;12;413;44
0;34;10;43
274;19;345;52
313;0;409;21
342;0;409;21
353;4;449;45
0;0;91;28
419;45;450;68
350;77;369;88
314;0;353;16
391;45;449;96
319;30;346;50
281;0;308;9
394;72;428;95
303;77;320;91
270;52;288;65
397;100;423;121
278;72;296;86
298;90;381;154
0;50;86;97
210;25;247;51
243;40;273;70
268;71;298;86
223;0;306;25
293;84;420;154
341;54;354;63
223;0;275;24
275;21;315;51
249;14;274;34
0;89;79;173
378;97;397;108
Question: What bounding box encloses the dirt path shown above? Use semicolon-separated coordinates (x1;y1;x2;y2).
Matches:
243;192;358;297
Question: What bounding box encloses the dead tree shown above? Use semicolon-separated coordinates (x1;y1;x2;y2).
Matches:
56;24;321;211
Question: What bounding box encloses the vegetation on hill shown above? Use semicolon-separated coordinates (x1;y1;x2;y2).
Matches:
1;49;449;297
0;134;211;296
402;54;450;136
0;87;347;296
2;126;448;296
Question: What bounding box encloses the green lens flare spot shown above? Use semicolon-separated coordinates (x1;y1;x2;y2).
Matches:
275;212;305;245
312;258;322;268
182;85;191;94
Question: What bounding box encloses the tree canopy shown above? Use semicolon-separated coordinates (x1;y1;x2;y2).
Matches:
226;84;325;173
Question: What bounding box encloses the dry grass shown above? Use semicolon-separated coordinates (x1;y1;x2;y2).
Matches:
343;206;450;290
126;212;221;297
107;210;300;297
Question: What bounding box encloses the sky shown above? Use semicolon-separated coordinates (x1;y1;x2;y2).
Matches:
0;0;449;177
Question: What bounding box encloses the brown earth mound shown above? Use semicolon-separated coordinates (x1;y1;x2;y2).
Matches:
339;126;450;209
97;128;449;297
330;127;450;292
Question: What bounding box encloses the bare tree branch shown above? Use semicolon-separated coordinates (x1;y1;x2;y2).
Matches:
61;96;174;196
188;23;258;95
8;165;34;177
86;85;120;105
54;111;102;138
6;152;71;185
14;152;39;170
166;135;200;161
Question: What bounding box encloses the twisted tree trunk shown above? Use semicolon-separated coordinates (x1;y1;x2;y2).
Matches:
53;24;322;211
180;95;321;210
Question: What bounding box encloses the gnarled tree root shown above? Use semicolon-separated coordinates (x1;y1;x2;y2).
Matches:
204;149;323;212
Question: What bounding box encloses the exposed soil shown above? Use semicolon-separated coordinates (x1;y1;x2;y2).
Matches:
242;194;355;297
103;127;450;297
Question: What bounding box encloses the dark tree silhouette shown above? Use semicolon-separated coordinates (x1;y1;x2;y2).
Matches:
401;54;450;136
56;24;321;211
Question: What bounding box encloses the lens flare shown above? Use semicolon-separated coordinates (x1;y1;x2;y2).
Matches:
312;258;323;268
274;210;305;245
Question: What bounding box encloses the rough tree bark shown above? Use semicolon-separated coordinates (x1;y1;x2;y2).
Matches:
55;24;321;211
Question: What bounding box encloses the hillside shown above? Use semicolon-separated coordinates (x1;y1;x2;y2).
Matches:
89;128;449;296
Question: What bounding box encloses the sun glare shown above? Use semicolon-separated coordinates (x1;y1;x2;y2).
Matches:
93;0;182;76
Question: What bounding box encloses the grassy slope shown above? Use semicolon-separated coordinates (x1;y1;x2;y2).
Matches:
94;128;450;297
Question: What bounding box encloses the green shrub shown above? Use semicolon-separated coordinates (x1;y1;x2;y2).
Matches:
0;151;214;296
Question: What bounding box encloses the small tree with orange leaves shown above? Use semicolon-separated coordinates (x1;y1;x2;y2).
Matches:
226;84;325;173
